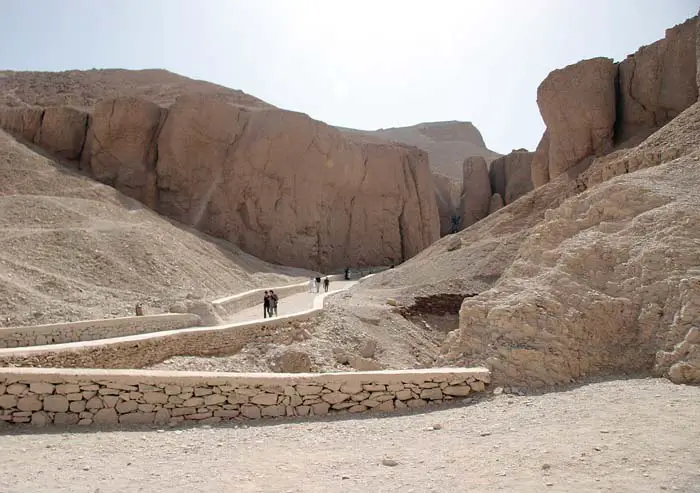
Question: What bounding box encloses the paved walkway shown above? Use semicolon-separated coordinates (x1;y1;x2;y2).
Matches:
223;280;357;323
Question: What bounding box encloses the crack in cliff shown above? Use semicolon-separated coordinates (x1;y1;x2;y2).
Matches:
344;145;370;263
76;112;90;164
33;109;45;143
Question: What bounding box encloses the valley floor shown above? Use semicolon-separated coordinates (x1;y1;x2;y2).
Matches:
0;378;697;492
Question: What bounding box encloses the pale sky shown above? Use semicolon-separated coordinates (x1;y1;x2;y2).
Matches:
0;0;697;153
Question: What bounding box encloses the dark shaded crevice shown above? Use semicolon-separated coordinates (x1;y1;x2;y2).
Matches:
76;113;90;163
33;109;46;142
398;293;479;317
344;146;369;263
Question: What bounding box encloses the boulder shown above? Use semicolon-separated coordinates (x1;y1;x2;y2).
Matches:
489;150;534;204
81;97;164;208
34;106;88;160
536;57;617;181
488;193;504;214
155;94;438;270
459;156;491;228
617;17;698;143
0;107;43;141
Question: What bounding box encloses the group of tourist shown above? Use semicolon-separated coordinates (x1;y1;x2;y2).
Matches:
309;276;330;293
262;290;278;318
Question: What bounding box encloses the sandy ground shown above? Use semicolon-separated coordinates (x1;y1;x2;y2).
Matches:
0;378;697;493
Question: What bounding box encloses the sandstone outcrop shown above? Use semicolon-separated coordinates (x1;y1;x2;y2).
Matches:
438;102;700;387
81;97;163;208
531;130;550;188
0;107;42;142
536;57;617;182
433;173;461;235
459;156;491;229
617;17;698;143
489;149;534;205
155;95;438;270
34;106;88;160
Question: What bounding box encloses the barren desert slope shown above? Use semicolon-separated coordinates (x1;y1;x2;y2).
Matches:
0;129;313;327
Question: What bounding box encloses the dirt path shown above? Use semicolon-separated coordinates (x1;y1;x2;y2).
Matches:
223;280;357;323
1;378;698;493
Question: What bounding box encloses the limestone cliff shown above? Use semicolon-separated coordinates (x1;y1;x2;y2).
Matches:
0;82;439;270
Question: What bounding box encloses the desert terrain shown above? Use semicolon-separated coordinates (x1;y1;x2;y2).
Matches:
0;9;699;493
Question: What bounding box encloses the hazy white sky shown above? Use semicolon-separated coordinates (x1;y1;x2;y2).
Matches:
0;0;697;153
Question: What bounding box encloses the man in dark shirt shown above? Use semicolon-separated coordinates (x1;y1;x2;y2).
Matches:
269;290;278;316
263;291;270;318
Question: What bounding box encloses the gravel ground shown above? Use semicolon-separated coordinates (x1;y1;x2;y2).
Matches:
1;378;698;493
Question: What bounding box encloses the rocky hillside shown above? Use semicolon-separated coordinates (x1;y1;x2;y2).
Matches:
0;129;313;327
0;70;439;271
329;14;700;386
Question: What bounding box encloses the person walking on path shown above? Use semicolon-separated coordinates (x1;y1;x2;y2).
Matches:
323;277;330;292
308;277;315;293
263;291;271;319
344;267;350;280
315;276;321;293
269;290;278;316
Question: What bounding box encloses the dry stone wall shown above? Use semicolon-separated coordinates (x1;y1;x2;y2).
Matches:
0;314;200;349
0;368;490;427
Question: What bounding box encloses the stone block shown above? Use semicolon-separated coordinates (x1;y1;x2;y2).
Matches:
0;395;17;409
321;392;349;405
363;384;385;392
361;399;380;408
214;410;240;418
138;384;159;392
29;383;55;394
419;382;439;389
103;382;138;391
420;388;444;401
251;393;278;406
116;401;138;414
194;387;213;397
351;391;370;402
387;383;404;392
332;402;355;410
204;394;226;406
43;395;69;413
378;400;395;412
69;400;87;413
138;404;156;413
143;392;168;404
102;396;119;408
78;419;93;426
31;411;49;426
6;384;28;395
186;412;213;420
168;396;184;405
85;397;103;410
183;397;205;407
297;385;323;396
469;381;486;392
339;383;363;395
154;409;171;425
406;399;427;408
80;385;100;391
93;408;118;425
240;405;261;419
171;407;197;417
443;386;471;396
98;388;120;396
324;383;342;392
227;393;249;405
67;393;83;401
17;396;42;412
164;385;181;395
261;405;286;417
296;406;311;416
311;402;330;415
395;389;413;401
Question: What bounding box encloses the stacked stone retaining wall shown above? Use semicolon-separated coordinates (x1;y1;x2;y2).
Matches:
0;367;490;427
0;314;201;349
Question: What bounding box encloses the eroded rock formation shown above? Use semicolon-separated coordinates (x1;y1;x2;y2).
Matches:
459;156;491;229
0;92;439;271
489;149;534;205
433;173;461;235
532;15;699;188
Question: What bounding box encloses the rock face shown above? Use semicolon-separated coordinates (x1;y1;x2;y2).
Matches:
532;15;699;189
439;101;700;387
433;173;461;235
488;150;534;205
536;57;617;182
0;107;42;142
459;156;491;229
155;95;438;270
34;106;88;160
617;17;699;142
81;98;163;208
0;91;439;271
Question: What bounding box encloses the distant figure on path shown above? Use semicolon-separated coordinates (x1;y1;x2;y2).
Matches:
269;290;278;316
263;291;271;319
344;267;350;280
315;276;321;293
323;277;330;292
308;277;315;293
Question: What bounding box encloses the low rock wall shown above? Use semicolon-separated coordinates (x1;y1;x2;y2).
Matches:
0;367;490;427
0;314;201;349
